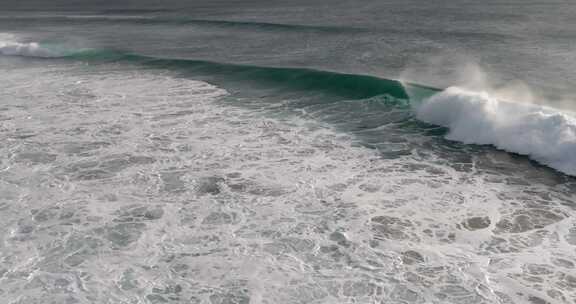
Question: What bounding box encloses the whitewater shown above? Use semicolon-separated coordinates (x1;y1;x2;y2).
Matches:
5;58;575;304
0;34;60;57
1;3;576;303
417;87;576;176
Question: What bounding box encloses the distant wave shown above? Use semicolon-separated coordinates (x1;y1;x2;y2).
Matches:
96;9;174;14
0;15;512;41
0;15;364;33
417;87;576;176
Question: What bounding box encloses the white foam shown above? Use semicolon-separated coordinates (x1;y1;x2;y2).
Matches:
0;34;60;57
1;62;575;304
417;87;576;175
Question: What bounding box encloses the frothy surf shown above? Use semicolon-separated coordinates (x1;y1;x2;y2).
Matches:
2;61;575;304
417;87;576;176
0;34;76;57
1;28;576;304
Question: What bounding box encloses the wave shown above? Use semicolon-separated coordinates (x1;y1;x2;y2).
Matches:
4;35;574;176
0;15;511;40
0;36;423;99
417;87;576;176
96;9;174;14
0;15;363;33
0;34;62;57
62;49;431;100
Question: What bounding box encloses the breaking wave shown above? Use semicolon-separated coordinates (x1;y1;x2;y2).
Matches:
417;87;576;175
2;33;575;176
0;39;55;57
0;34;74;57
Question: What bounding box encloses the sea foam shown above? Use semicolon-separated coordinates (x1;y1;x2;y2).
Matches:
0;34;61;57
416;87;576;175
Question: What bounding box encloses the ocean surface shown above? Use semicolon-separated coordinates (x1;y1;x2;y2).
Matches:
1;1;576;303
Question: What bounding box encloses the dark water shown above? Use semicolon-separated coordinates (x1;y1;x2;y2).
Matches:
1;1;576;304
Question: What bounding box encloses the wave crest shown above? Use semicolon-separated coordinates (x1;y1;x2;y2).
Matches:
417;87;576;175
0;34;65;57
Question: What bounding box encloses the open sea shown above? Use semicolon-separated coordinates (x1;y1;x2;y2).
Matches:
1;1;576;303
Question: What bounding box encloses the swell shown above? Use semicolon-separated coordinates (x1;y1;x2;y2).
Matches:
67;49;436;100
0;15;365;33
0;33;438;101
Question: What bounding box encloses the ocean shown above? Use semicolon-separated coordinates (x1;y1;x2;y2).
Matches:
1;1;576;303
